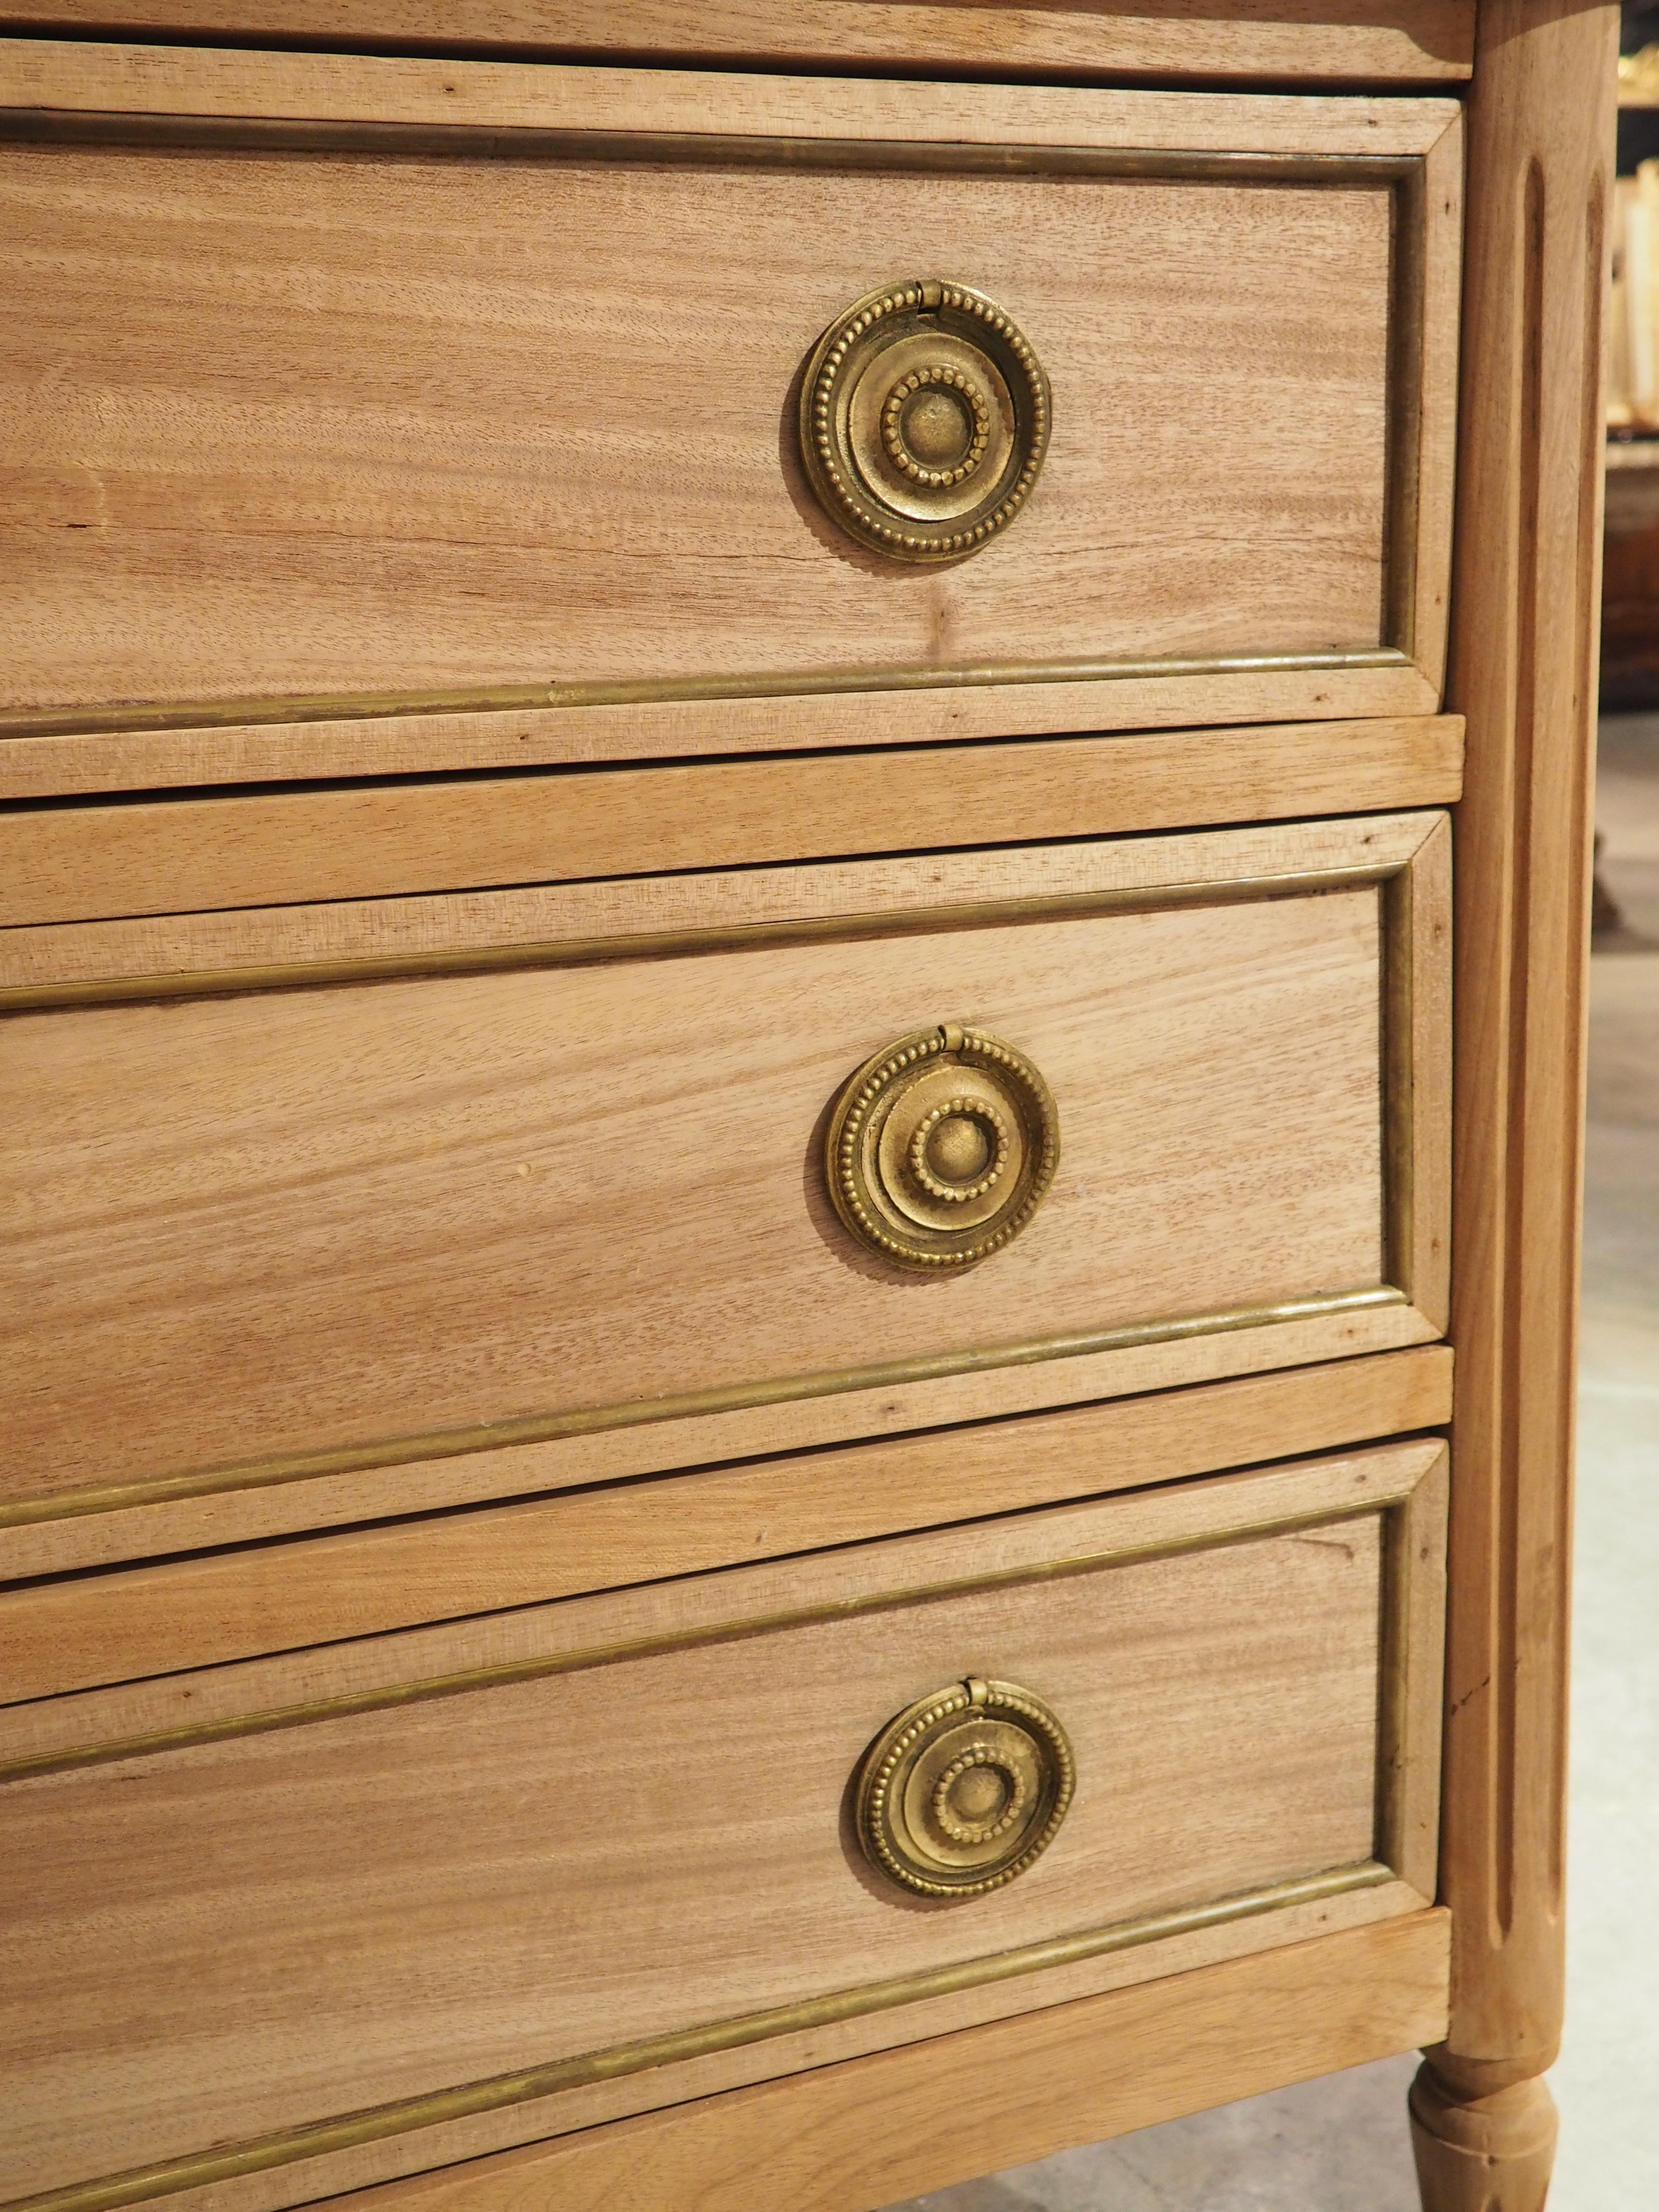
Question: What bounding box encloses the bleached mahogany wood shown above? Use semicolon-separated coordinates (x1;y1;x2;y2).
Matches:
1410;2075;1560;2212
0;899;1386;1501
0;1440;1443;1781
0;674;1450;794
1;1314;1447;1579
0;821;1450;1517
0;1353;1455;1698
92;1883;1429;2212
0;11;1476;85
0;63;1461;728
0;43;1467;144
0;1447;1443;2204
315;1913;1452;2212
1411;115;1466;699
1413;4;1617;2206
1395;811;1454;1334
1382;1445;1450;1901
0;808;1444;988
0;727;1465;931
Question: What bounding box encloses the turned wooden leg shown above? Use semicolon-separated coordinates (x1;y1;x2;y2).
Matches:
1410;2069;1559;2212
1433;5;1619;2212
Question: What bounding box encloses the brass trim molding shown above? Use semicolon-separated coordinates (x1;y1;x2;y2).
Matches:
0;1862;1395;2212
0;649;1413;745
0;1285;1406;1533
0;1480;1427;1784
0;110;1425;183
1;836;1435;1535
0;860;1403;1015
0;120;1430;740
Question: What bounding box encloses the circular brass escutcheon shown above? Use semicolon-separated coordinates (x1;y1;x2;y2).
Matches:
825;1023;1059;1269
798;279;1050;563
855;1676;1075;1899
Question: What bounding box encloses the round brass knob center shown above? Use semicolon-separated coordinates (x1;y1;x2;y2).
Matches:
902;386;972;465
908;1095;1010;1206
928;1112;992;1183
932;1746;1029;1844
798;280;1050;563
949;1763;1007;1822
881;365;991;487
825;1026;1058;1269
854;1678;1075;1899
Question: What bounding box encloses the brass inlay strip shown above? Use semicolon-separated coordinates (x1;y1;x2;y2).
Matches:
0;861;1401;1014
1382;157;1428;664
0;1862;1395;2212
0;109;1424;182
0;651;1413;745
1382;863;1419;1298
0;1487;1420;1785
0;1284;1406;1532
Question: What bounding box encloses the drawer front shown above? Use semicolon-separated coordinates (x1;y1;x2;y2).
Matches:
0;815;1450;1532
0;1440;1447;2211
0;49;1461;766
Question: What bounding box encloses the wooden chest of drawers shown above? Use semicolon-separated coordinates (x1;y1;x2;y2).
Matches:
0;9;1613;2212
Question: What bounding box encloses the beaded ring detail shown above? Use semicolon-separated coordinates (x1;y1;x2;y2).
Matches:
797;280;1051;564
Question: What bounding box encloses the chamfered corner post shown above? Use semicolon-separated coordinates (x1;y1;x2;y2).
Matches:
1412;0;1618;2207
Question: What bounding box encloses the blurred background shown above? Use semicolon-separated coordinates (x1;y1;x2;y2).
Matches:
883;21;1659;2207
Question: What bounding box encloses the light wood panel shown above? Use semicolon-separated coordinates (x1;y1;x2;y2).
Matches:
0;53;1460;739
0;42;1471;139
0;14;1476;85
0;1312;1447;1577
0;1438;1444;1773
1412;3;1618;2208
0;820;1450;1522
0;808;1447;991
319;1913;1450;2212
0;1344;1455;1696
68;1881;1428;2212
0;1446;1444;2209
1391;810;1454;1333
0;717;1466;923
0;673;1450;794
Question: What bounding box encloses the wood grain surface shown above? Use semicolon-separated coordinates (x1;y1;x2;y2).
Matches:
1;877;1398;1512
0;805;1446;986
0;42;1471;140
327;1912;1449;2212
0;1447;1439;2204
2;1310;1446;1577
0;14;1476;87
0;671;1451;792
0;1436;1443;1759
0;60;1459;724
0;720;1465;926
0;1347;1455;1697
1411;4;1618;2206
44;1882;1427;2212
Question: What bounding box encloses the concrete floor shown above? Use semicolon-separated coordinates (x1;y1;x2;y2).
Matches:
886;720;1659;2210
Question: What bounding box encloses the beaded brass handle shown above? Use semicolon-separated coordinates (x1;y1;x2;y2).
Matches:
855;1677;1075;1899
798;280;1051;563
825;1023;1060;1270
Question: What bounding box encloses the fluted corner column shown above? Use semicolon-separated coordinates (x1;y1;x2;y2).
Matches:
1412;2;1618;2208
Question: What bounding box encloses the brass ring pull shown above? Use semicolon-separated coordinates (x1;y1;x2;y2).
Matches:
799;280;1051;563
855;1677;1075;1899
825;1023;1059;1270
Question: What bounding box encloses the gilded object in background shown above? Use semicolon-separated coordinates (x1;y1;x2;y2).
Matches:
798;281;1050;562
